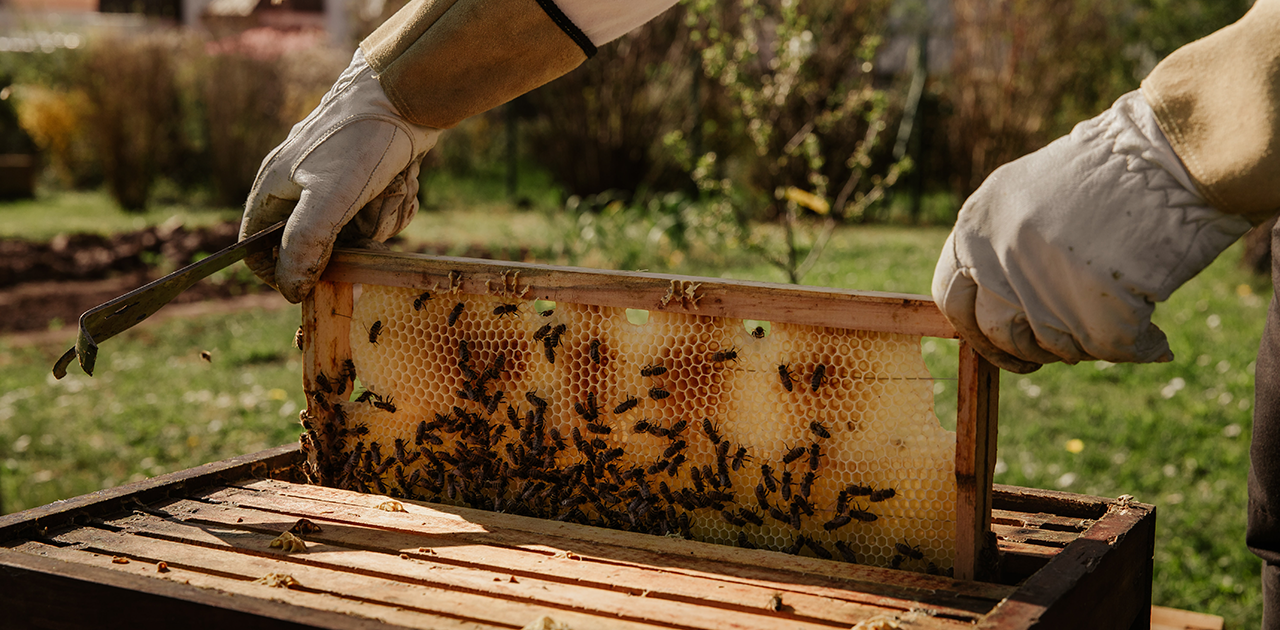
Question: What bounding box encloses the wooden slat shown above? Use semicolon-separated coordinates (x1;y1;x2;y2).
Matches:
322;249;957;338
134;496;981;625
1150;605;1223;630
301;280;354;485
227;478;1016;605
953;342;999;581
77;513;881;630
993;484;1111;520
52;525;769;630
0;443;301;540
0;543;405;630
978;498;1156;630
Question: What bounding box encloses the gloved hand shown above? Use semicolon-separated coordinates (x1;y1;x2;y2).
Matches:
932;90;1253;373
240;49;440;303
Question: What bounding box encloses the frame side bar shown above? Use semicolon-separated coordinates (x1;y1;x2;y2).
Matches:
301;280;354;485
323;250;957;339
954;342;1000;581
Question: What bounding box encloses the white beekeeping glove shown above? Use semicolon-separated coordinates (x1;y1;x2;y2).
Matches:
932;90;1252;373
240;49;439;303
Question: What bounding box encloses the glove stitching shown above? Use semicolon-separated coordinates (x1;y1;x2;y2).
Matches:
288;113;408;183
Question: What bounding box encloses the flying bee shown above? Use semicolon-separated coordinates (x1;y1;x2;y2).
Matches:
648;387;671;400
589;339;602;365
782;446;806;465
586;422;612;435
761;465;778;492
730;446;750;471
367;320;383;343
811;364;827;392
493;303;519;318
750;326;765;339
639;363;667;377
614;396;640;415
809;420;830;439
895;542;924;560
701;419;722;444
533;323;552;341
448;302;465;327
710;348;739;363
808;443;822;471
778;365;794;392
413;291;432;310
823;513;852;531
870;488;897;502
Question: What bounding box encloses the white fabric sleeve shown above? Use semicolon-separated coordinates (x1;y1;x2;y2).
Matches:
554;0;681;46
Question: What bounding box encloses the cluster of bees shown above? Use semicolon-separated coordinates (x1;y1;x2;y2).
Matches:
299;285;954;575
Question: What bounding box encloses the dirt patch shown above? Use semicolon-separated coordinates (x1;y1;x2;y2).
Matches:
0;220;531;339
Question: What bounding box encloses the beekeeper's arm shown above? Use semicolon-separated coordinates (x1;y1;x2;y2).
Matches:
240;0;678;303
932;0;1280;373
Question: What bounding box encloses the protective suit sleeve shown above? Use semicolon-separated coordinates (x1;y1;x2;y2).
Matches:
1142;0;1280;224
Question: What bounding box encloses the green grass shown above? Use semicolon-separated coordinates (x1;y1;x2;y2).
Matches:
0;191;242;242
0;187;1268;627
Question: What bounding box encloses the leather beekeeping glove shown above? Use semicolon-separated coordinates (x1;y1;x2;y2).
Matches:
240;49;438;303
932;90;1252;374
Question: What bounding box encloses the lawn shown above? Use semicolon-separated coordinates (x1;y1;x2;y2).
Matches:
0;187;1268;626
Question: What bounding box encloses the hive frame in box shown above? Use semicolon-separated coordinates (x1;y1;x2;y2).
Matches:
301;248;1000;581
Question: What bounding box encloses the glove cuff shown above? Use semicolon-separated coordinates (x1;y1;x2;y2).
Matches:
361;0;593;129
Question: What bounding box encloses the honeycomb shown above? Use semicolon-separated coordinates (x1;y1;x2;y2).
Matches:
309;284;956;574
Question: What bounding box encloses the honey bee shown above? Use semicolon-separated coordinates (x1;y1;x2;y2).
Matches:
710;348;739;363
755;483;770;507
293;326;305;350
533;323;552;341
808;540;833;560
846;482;874;497
760;465;778;492
738;507;764;526
666;453;685;476
663;440;687;459
525;391;548;410
811;364;827;392
700;419;722;444
849;505;878;522
413;291;432;310
668;419;688;437
750;326;765;339
777;365;794;392
781;446;806;465
737;532;757;549
895;542;924;560
586;422;612;435
540;309;555;317
800;471;815;498
632;418;652;434
372;396;397;413
200;350;212;362
368;320;383;343
493;303;519;318
589;339;602;365
769;505;789;525
648;387;671;400
891;554;905;569
870;488;897;502
834;541;858;564
486;390;505;416
457;339;471;364
823;514;852;531
448;302;465;326
780;471;793;501
809;420;830;439
730;446;750;471
639;363;667;377
544;343;556;364
808;443;822;471
721;509;747;527
614;396;640;415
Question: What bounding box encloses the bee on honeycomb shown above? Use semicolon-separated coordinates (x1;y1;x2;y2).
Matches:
319;285;958;573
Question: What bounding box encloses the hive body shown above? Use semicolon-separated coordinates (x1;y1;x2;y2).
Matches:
330;285;956;572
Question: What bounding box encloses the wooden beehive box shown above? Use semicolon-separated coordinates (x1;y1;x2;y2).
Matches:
0;250;1156;629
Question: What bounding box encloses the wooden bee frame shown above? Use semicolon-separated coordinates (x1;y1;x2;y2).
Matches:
302;249;1000;581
